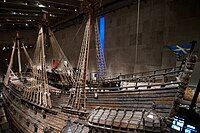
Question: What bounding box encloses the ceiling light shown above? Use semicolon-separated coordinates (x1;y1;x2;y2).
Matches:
75;9;77;12
38;4;45;7
50;14;56;17
37;3;45;7
25;23;28;26
11;12;17;15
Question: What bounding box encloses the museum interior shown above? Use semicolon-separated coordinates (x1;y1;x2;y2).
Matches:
0;0;199;132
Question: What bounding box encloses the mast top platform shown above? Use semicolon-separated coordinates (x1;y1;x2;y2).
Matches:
82;0;101;17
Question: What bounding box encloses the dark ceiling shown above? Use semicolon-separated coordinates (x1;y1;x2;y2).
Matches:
0;0;138;30
0;0;81;30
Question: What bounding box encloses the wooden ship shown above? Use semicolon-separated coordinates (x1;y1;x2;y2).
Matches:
2;0;200;133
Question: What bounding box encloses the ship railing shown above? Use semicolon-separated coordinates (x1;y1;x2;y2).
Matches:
104;66;182;83
13;72;51;81
87;66;182;91
6;82;22;99
86;80;181;92
11;72;32;79
4;83;58;120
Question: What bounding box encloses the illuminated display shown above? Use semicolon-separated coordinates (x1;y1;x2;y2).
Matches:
171;116;197;133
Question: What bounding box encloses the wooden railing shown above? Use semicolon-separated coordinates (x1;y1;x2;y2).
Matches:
104;66;182;82
87;81;180;92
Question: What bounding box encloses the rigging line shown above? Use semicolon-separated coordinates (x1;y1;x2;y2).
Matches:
49;28;74;72
72;17;87;41
22;43;33;68
4;41;16;86
134;0;140;72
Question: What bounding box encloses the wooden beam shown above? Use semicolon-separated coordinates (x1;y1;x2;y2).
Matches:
0;13;64;21
0;2;74;15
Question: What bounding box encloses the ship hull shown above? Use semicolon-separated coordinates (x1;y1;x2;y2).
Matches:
2;85;70;133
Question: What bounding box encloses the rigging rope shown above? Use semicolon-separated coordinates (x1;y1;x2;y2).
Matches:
134;0;140;72
4;41;16;86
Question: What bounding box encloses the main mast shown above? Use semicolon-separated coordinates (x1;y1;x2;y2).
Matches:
83;0;106;80
68;0;106;109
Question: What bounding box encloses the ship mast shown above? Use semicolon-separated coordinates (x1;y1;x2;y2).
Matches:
16;32;22;77
82;0;106;80
37;13;52;108
4;32;25;85
68;0;106;109
4;40;16;86
24;12;52;108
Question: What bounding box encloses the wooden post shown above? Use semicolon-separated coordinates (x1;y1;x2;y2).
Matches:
16;32;22;78
166;54;198;131
181;80;200;133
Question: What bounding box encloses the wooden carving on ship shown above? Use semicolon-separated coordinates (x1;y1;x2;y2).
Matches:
2;0;200;133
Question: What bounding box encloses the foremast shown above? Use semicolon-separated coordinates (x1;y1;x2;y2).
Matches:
23;13;52;108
